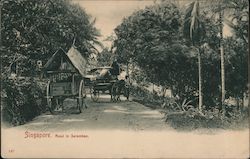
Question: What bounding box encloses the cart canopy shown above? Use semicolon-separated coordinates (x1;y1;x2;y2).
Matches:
44;47;88;76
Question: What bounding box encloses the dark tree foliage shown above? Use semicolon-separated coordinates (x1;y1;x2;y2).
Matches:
96;47;114;66
114;3;181;64
224;37;248;102
114;3;189;95
1;0;100;125
1;0;100;75
2;78;46;125
114;0;248;108
113;2;223;106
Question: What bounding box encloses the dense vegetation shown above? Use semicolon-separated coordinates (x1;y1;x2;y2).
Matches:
96;47;114;66
1;0;100;75
113;0;248;129
2;78;47;125
1;0;100;125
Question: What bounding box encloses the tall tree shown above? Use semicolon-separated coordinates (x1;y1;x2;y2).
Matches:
205;0;248;111
1;0;100;76
218;3;226;111
183;1;205;111
113;3;197;100
114;1;220;107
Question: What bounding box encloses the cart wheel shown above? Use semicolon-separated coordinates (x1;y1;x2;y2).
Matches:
77;80;87;113
111;82;119;102
90;85;99;102
46;81;56;114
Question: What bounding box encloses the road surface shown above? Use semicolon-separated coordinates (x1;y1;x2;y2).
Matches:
8;95;169;131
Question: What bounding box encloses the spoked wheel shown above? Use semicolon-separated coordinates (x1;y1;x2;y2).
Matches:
46;81;55;114
90;85;99;102
111;82;119;102
77;80;87;113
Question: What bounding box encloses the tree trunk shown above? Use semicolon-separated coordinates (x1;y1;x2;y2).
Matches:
0;2;2;85
248;36;250;110
241;93;245;112
0;2;2;47
126;62;130;82
219;8;226;112
236;97;240;110
198;49;202;111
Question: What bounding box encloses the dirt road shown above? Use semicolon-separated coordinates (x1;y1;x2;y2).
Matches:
10;95;169;131
2;95;249;158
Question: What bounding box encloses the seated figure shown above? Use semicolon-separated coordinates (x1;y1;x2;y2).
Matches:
110;60;120;79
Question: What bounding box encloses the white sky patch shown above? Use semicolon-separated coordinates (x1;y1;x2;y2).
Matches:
223;24;233;37
72;0;154;47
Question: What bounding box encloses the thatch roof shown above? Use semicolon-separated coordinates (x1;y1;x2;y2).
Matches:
44;47;87;76
67;47;87;76
43;49;67;71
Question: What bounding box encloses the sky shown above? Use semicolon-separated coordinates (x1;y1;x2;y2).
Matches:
72;0;232;48
72;0;154;47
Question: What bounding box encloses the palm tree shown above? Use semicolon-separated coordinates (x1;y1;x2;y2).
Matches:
218;3;226;112
191;0;226;112
205;0;248;111
184;0;247;112
211;0;229;112
183;1;205;111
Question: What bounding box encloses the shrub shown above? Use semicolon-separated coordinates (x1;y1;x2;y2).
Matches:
2;77;46;126
130;85;163;108
165;104;249;130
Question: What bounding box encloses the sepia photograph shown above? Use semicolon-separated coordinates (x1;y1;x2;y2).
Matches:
1;0;249;158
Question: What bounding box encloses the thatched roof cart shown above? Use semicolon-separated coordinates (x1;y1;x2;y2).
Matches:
44;46;88;113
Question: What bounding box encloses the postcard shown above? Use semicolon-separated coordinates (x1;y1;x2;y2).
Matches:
1;0;249;158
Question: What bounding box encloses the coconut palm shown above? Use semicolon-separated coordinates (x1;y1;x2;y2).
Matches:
207;0;230;112
218;3;226;112
204;0;248;111
183;1;206;111
184;0;247;112
186;0;227;112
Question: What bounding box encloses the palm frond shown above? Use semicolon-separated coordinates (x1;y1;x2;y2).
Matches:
190;1;199;41
183;1;205;46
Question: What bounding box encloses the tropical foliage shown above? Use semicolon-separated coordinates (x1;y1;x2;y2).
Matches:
96;47;114;66
113;0;248;110
1;0;100;125
1;0;100;76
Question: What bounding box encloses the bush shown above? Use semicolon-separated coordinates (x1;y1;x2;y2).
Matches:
130;85;163;108
165;105;249;130
2;77;46;126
